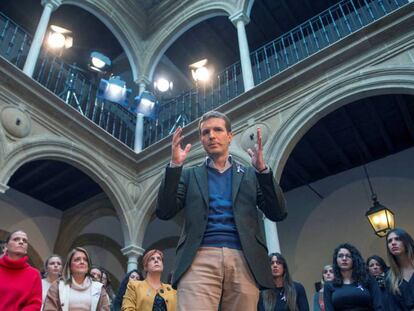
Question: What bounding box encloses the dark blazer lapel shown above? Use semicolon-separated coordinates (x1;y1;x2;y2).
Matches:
194;164;209;209
231;162;244;206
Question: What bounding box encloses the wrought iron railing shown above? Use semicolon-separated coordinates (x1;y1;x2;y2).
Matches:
0;0;410;150
0;12;136;148
143;0;408;148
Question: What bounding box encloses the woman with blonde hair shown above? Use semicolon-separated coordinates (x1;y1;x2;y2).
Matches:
386;228;414;310
122;249;176;311
43;247;110;310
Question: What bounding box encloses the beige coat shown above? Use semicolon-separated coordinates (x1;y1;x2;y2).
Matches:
43;278;110;311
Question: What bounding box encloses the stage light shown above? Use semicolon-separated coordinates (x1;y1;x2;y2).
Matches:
89;51;111;72
133;91;160;120
97;76;131;106
189;59;212;83
47;25;73;50
154;78;173;93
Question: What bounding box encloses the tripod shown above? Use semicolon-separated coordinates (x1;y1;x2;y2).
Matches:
58;65;84;115
169;112;190;135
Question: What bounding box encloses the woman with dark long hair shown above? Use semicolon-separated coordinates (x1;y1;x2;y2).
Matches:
0;230;42;310
324;243;383;310
112;269;143;311
258;252;309;311
367;255;390;310
386;228;414;310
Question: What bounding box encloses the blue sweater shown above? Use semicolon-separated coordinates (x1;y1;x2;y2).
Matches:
200;166;241;249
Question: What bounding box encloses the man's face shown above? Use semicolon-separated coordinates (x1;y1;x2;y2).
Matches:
199;118;232;158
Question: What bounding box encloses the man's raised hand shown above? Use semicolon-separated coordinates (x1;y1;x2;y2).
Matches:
247;127;266;172
171;127;192;166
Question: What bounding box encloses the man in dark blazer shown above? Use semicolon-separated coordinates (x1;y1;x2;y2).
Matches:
156;111;286;311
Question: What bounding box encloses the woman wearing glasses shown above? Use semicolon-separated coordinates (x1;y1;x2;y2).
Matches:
324;243;383;310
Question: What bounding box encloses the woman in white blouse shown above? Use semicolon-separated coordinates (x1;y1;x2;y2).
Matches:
43;247;110;311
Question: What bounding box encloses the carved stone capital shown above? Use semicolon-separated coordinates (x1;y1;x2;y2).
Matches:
229;12;250;27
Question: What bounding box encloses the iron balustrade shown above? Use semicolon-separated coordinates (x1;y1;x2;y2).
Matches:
0;0;410;150
251;0;409;84
0;11;136;148
143;0;409;148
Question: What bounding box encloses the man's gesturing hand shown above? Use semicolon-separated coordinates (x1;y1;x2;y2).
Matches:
247;127;266;172
171;127;192;166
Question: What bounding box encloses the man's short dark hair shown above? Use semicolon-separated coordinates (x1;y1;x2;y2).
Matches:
198;111;232;133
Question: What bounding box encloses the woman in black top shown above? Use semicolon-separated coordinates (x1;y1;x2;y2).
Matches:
386;228;414;311
324;243;383;310
367;255;390;310
258;252;309;311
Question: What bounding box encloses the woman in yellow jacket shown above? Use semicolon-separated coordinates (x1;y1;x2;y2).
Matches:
122;249;176;311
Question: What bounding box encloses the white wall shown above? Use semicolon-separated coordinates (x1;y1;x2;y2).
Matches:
80;215;124;246
0;188;62;260
278;146;414;308
142;216;181;282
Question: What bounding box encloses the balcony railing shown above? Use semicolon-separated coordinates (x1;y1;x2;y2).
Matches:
0;0;409;150
143;0;408;147
0;12;136;148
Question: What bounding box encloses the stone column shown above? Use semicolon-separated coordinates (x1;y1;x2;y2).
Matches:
230;12;255;91
23;0;62;77
264;218;281;254
134;81;146;153
0;183;10;194
122;244;145;272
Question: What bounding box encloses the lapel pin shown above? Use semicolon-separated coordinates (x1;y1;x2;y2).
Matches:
236;164;245;174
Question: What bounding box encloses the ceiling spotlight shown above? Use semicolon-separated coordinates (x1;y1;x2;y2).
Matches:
47;25;73;49
89;51;111;72
189;59;212;83
154;78;173;93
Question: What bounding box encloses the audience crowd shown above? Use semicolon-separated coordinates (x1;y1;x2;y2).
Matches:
0;227;413;310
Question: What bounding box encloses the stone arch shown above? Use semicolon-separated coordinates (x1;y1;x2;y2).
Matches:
133;146;211;244
237;0;256;17
0;135;134;245
266;66;414;180
53;193;119;256
0;229;44;270
70;233;127;270
144;3;237;81
61;0;141;81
